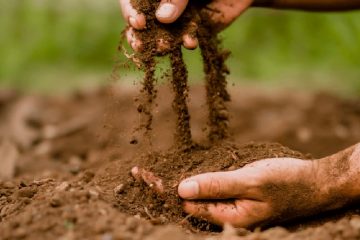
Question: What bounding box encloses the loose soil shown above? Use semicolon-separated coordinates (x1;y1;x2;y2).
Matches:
130;0;230;147
1;85;360;239
110;141;307;231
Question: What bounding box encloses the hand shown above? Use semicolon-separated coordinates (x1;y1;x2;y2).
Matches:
119;0;254;52
131;166;164;193
178;154;356;228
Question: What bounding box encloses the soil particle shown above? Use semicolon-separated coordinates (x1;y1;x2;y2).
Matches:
113;183;125;195
17;187;37;199
49;194;62;207
55;181;71;192
79;170;95;183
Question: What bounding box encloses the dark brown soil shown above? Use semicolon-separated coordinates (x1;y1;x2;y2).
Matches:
130;0;194;148
198;22;231;142
1;86;360;239
134;56;156;144
169;46;193;148
130;0;230;147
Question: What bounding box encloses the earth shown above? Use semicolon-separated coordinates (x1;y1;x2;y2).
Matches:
1;84;360;240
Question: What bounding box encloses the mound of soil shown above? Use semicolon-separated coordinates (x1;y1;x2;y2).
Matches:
96;141;307;231
1;85;360;239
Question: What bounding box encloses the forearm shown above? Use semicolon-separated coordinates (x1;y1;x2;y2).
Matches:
252;0;360;11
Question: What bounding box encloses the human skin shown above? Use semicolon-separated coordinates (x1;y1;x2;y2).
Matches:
119;0;360;51
177;143;360;227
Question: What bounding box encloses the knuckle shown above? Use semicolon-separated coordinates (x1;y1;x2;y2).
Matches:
208;178;222;197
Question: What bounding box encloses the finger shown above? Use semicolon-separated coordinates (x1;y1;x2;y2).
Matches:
131;167;164;193
156;0;189;24
183;200;270;227
182;34;198;50
203;0;253;27
131;166;142;181
119;0;146;29
178;171;249;200
126;28;143;52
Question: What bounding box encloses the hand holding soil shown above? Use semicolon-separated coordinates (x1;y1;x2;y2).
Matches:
114;0;360;235
119;0;254;51
178;144;360;227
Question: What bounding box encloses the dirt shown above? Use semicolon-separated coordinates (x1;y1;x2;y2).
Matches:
169;46;193;148
130;0;193;148
1;86;360;239
99;141;307;232
130;0;230;147
197;22;231;142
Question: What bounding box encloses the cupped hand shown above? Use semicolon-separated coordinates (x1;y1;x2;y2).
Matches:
178;157;337;228
119;0;254;52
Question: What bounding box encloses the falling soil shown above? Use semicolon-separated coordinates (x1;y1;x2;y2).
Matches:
169;47;193;148
198;23;231;142
134;57;156;144
130;0;230;147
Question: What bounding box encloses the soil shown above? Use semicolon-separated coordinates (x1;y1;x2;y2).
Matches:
169;46;192;148
100;141;307;232
130;0;230;147
1;85;360;239
198;23;231;142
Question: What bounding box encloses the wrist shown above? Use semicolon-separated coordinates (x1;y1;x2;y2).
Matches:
315;144;360;210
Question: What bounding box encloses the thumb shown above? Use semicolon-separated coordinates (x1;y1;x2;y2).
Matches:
178;170;249;200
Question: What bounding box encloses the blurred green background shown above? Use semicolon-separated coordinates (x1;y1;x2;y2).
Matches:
1;0;359;94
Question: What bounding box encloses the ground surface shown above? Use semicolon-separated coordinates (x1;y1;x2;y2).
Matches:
1;84;360;239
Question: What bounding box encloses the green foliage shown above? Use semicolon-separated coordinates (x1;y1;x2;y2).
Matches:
0;1;359;94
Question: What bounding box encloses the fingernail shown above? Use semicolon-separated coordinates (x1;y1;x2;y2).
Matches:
178;180;199;199
156;3;178;20
183;35;198;50
131;166;140;178
129;16;139;29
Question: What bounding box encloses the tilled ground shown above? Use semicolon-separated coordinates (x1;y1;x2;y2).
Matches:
1;85;360;239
